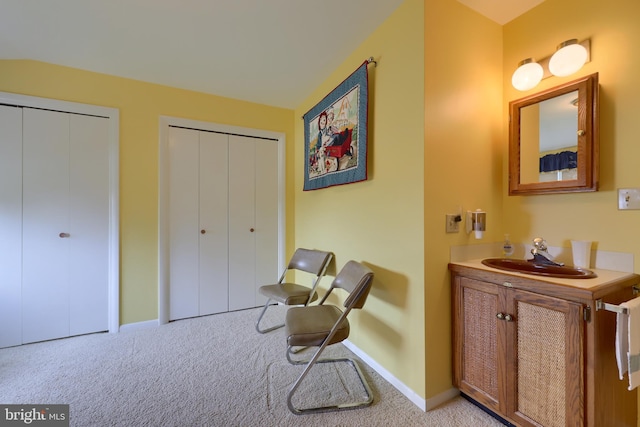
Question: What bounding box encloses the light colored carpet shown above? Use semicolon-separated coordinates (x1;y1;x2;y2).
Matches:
0;306;505;426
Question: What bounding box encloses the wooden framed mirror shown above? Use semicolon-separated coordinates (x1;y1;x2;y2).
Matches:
509;73;599;195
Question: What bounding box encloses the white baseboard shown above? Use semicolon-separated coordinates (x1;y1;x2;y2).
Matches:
343;340;427;411
119;319;159;332
425;387;460;410
343;340;460;412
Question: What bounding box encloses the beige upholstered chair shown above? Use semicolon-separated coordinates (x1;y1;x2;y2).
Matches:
255;248;333;334
284;260;375;415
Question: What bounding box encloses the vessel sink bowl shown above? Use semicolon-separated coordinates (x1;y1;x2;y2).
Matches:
481;258;597;279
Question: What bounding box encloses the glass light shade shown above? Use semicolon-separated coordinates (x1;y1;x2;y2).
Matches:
549;40;588;77
511;59;544;91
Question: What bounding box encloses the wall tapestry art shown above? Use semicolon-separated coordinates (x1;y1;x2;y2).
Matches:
303;60;369;191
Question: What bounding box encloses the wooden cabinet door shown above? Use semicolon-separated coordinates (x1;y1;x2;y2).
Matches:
507;289;584;427
454;276;584;427
453;276;507;415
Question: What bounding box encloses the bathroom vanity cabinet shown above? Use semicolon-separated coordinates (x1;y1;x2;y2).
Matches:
449;261;639;427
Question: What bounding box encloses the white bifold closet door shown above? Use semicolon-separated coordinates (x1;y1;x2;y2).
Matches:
228;135;279;311
0;106;109;347
0;105;23;347
169;129;230;320
168;127;278;321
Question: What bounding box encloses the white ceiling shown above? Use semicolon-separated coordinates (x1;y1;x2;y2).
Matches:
457;0;545;25
0;1;542;109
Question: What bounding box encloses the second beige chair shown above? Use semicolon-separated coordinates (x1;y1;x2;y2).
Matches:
283;260;375;414
255;248;333;333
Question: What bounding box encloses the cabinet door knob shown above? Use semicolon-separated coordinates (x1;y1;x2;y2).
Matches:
59;232;70;238
504;314;513;322
201;229;206;234
250;228;255;232
496;313;504;320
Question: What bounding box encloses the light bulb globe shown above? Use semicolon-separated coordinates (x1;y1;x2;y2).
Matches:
511;59;544;91
549;40;588;77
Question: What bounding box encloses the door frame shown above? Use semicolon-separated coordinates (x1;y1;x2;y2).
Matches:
158;116;286;325
0;91;120;334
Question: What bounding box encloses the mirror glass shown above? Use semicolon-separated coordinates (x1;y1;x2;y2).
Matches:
519;91;578;183
509;73;599;195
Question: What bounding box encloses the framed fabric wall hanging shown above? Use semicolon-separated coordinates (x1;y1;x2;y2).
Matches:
303;59;371;191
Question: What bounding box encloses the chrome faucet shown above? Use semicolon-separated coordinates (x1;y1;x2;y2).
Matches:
530;237;564;266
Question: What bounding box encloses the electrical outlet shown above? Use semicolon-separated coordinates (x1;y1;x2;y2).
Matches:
446;214;460;233
618;188;640;210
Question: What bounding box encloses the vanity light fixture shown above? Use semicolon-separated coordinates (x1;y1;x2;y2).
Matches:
511;39;591;91
548;39;589;77
511;58;544;91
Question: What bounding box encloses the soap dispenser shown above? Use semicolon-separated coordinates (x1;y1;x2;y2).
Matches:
465;209;486;239
503;234;514;257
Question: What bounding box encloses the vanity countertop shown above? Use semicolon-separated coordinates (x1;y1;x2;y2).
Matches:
449;259;640;291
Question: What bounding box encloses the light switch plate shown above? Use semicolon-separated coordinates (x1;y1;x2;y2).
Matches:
618;188;640;210
446;214;460;233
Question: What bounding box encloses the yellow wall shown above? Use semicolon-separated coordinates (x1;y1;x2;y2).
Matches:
503;0;640;262
0;60;295;324
293;0;426;396
504;1;640;421
425;0;503;399
3;0;637;410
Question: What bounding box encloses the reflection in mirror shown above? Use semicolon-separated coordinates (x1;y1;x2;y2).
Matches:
520;91;579;183
509;73;599;195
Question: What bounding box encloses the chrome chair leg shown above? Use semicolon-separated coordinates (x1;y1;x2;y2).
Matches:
286;344;374;415
286;345;311;365
255;299;284;334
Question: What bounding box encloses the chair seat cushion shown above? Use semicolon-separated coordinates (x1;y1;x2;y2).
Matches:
285;305;350;347
259;283;318;305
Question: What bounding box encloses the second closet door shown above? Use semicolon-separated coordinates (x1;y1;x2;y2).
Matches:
169;128;229;320
168;127;278;320
228;135;257;311
229;135;278;311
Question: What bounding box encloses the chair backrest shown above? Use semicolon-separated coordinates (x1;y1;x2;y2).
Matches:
287;248;333;276
320;260;374;310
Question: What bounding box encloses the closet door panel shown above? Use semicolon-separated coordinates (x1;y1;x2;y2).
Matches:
228;136;256;310
22;108;70;344
169;127;200;320
68;114;110;335
166;127;280;317
0;106;23;348
254;140;279;305
199;132;229;315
